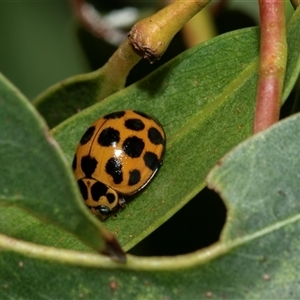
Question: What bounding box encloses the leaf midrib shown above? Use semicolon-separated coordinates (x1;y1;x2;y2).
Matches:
1;209;298;271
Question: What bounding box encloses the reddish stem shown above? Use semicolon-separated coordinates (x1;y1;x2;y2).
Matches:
253;0;287;133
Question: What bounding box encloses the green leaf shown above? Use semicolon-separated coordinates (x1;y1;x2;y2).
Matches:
207;112;300;242
2;8;300;300
2;102;300;299
52;7;300;252
32;70;124;129
0;73;125;261
207;112;300;298
52;27;258;251
0;207;90;252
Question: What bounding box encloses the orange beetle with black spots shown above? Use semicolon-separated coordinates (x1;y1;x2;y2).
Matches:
72;110;166;219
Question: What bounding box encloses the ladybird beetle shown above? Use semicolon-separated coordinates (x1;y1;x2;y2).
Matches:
72;110;166;219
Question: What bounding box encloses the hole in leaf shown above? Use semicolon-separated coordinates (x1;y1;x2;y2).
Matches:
129;187;226;256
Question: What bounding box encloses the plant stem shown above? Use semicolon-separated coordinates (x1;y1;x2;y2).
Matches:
253;0;287;133
128;0;211;62
181;6;217;48
99;39;141;96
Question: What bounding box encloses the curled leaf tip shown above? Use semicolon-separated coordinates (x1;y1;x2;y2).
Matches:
101;237;126;263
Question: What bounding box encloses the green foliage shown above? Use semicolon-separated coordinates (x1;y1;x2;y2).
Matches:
1;6;300;300
0;73;125;261
207;112;300;299
33;68;126;129
53;27;261;251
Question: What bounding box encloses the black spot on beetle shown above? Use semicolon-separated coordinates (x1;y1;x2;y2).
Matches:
128;169;141;186
106;157;123;184
104;111;125;119
98;127;120;146
134;111;151;119
106;193;116;204
80;126;95;145
123;136;145;158
148;127;164;145
81;155;98;177
72;154;77;170
125;119;145;131
78;179;88;200
144;151;160;171
91;181;108;201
